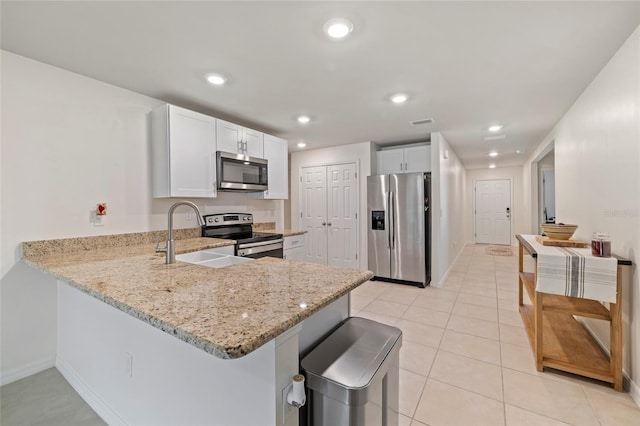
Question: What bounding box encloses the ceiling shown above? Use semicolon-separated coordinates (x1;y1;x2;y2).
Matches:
2;2;639;169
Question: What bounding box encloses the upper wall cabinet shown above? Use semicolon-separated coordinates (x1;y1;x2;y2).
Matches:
377;145;431;174
216;119;264;158
151;104;217;198
250;134;289;200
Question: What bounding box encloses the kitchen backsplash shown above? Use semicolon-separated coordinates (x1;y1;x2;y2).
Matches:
253;222;276;231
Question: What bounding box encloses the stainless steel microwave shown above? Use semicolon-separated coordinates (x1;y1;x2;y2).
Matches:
216;151;268;192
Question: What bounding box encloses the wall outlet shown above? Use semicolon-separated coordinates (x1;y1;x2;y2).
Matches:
90;211;105;227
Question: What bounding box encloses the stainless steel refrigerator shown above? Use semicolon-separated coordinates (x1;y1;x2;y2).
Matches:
367;173;431;288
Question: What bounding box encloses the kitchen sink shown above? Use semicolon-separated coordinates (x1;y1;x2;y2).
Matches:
197;256;252;268
176;251;228;263
176;250;251;268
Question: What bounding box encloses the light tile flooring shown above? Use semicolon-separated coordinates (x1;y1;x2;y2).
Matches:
2;245;639;425
351;244;640;426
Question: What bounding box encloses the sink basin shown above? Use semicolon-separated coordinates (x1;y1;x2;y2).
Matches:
176;251;228;263
198;256;252;268
176;249;252;269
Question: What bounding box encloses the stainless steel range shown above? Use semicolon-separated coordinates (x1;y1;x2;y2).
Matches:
201;213;284;259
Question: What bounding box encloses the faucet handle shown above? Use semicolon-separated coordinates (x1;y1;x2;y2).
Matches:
155;239;167;254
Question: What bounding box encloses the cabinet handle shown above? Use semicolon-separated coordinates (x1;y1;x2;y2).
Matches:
237;140;243;153
244;141;248;152
404;162;407;170
400;162;403;171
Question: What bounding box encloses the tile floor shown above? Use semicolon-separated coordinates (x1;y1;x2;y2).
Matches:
351;244;640;425
2;244;639;425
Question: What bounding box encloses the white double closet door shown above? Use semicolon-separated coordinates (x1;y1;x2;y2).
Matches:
300;163;358;268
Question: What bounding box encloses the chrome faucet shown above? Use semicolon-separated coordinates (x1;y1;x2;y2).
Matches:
156;201;205;264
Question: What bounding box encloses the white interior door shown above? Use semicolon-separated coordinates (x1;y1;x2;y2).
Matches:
300;166;327;264
475;179;512;245
327;164;358;268
300;163;358;267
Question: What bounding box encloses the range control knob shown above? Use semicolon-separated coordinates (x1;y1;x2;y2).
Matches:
214;217;220;222
244;216;250;221
207;217;214;224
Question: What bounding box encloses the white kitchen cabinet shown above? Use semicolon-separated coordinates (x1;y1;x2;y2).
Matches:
283;234;305;261
151;104;217;198
376;145;431;174
250;134;289;200
216;119;264;158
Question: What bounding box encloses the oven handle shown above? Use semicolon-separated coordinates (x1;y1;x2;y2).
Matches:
237;242;284;256
237;238;284;249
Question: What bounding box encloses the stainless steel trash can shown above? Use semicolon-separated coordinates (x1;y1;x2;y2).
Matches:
301;317;402;426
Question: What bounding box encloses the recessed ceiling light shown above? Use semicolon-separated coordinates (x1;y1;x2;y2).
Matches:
516;150;522;154
297;115;310;124
206;73;226;85
489;152;498;157
297;142;307;148
324;18;353;39
488;124;503;132
489;164;497;169
390;93;408;104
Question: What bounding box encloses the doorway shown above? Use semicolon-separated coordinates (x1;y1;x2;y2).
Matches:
299;162;358;268
474;179;512;245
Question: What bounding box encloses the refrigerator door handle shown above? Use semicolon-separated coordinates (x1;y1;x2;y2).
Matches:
389;191;395;249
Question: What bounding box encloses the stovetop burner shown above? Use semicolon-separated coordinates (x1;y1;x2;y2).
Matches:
201;213;283;243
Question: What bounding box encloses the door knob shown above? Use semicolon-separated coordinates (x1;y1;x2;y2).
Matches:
322;222;327;226
327;222;332;226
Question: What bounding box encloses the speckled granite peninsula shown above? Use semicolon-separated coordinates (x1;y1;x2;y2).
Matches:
22;231;371;359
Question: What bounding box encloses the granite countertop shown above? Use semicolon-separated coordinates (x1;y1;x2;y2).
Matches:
268;229;306;237
22;234;371;359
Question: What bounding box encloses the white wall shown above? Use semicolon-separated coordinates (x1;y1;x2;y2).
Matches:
289;142;373;270
0;51;284;383
430;133;466;285
464;167;525;246
522;26;640;399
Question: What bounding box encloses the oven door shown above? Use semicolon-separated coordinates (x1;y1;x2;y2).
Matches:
217;151;268;192
236;240;284;259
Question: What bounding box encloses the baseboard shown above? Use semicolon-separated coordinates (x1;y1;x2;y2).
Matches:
0;356;56;386
580;319;639;406
432;245;466;288
56;356;128;425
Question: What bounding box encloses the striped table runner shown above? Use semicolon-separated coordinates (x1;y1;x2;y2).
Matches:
523;235;618;303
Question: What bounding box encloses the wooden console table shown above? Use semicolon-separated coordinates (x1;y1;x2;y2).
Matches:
516;234;631;391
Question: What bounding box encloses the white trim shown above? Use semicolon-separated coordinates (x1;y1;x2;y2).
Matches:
629;377;640;408
472;178;514;245
430;243;466;288
56;355;127;426
0;356;56;386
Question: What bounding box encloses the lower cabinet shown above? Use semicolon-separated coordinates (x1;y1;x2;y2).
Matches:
283;234;305;261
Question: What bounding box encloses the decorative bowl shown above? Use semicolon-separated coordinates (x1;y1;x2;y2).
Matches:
541;223;578;240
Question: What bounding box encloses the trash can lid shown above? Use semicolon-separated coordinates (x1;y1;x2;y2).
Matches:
301;317;402;389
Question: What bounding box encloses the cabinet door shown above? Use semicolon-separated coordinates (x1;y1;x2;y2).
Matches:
376;149;404;174
262;134;288;199
404;146;431;173
284;246;305;261
167;105;216;197
216;119;242;154
243;128;264;158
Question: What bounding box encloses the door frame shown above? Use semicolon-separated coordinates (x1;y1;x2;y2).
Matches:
298;160;360;268
472;177;514;245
